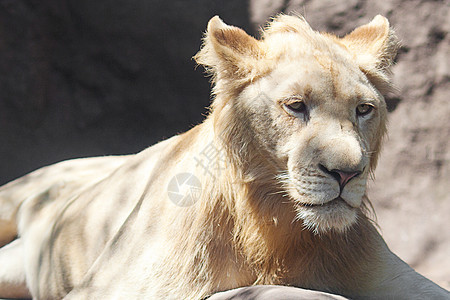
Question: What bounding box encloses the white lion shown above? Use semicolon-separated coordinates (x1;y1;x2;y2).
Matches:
0;14;448;299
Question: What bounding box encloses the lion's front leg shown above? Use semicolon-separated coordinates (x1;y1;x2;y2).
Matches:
0;238;31;299
366;246;450;299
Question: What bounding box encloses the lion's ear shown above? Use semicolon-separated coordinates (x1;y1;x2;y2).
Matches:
194;16;265;82
340;15;400;92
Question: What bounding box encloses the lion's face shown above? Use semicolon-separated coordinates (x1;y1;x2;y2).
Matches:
196;15;397;234
239;49;386;233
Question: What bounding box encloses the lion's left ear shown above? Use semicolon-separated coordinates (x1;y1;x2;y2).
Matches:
194;16;266;83
340;15;400;92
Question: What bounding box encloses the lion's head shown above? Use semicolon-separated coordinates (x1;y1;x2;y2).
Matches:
195;15;399;234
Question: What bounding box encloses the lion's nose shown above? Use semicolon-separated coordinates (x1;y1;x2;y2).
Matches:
319;164;362;190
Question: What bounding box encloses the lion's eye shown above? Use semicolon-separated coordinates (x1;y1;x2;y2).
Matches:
285;101;307;114
356;104;374;116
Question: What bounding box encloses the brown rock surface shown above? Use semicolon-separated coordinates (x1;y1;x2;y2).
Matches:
0;0;448;290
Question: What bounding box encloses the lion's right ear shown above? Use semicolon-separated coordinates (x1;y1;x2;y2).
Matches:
194;16;266;83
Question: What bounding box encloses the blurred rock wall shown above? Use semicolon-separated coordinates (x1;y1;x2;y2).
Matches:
0;0;448;289
0;0;251;182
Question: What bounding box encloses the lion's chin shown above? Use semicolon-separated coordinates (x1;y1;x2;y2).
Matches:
295;198;358;235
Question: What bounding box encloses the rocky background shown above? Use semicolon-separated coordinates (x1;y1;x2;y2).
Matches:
0;0;448;289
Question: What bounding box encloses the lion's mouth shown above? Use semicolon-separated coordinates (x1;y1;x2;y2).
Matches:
297;197;352;208
295;196;359;233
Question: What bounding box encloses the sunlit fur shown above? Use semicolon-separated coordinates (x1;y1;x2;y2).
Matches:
195;14;396;234
0;14;448;300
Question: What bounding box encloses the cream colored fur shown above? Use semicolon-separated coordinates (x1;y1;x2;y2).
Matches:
0;156;127;298
0;14;448;300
